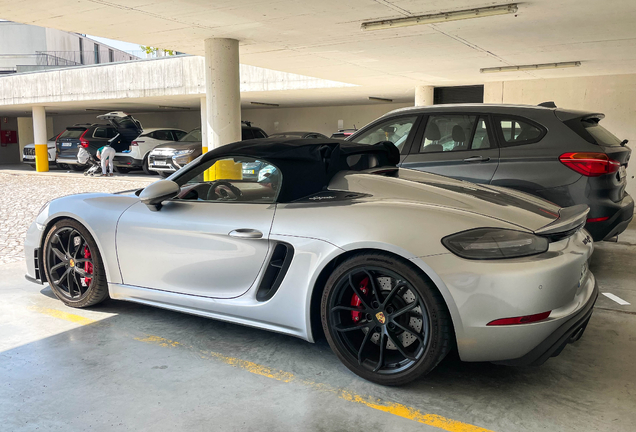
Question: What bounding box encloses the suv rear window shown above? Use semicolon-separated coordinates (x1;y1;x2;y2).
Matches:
582;120;622;146
59;129;85;139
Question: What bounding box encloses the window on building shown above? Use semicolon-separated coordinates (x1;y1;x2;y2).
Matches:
79;38;84;64
109;49;114;63
94;44;100;64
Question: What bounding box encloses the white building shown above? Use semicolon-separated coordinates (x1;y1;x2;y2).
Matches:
0;21;137;74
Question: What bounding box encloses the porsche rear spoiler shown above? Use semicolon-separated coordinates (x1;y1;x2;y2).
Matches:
534;204;589;237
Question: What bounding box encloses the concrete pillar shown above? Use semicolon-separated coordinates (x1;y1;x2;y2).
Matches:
200;96;208;153
32;106;49;172
415;85;434;107
203;38;241;151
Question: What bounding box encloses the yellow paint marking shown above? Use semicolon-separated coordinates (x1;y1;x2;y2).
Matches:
134;335;181;348
30;306;96;326
137;334;495;432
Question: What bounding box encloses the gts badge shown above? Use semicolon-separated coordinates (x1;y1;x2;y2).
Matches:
582;235;592;245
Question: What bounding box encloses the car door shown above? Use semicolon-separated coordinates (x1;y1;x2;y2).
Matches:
401;114;500;184
116;156;280;299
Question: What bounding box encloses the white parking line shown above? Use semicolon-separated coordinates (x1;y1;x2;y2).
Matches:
602;293;631;306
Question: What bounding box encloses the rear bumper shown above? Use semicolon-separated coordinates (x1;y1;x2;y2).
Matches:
56;157;85;166
586;193;634;241
494;280;598;366
114;155;143;168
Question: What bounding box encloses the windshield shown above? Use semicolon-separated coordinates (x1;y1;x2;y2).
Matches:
180;128;202;142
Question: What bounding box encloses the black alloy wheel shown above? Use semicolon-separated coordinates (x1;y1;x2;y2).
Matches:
42;219;109;308
322;253;452;385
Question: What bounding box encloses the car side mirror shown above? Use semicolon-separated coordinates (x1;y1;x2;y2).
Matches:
139;180;179;211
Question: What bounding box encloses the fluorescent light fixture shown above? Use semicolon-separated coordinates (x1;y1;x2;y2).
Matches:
368;97;393;102
158;105;191;110
250;102;280;107
480;61;581;73
361;4;518;31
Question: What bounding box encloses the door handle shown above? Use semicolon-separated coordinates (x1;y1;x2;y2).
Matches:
228;229;263;239
463;156;490;163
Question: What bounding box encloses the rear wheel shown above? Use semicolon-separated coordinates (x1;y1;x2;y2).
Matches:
321;252;452;386
58;163;69;170
42;219;109;308
71;164;84;172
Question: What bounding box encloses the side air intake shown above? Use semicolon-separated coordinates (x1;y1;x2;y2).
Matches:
256;242;294;301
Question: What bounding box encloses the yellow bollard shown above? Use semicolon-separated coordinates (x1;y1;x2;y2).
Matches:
208;159;243;181
34;143;49;172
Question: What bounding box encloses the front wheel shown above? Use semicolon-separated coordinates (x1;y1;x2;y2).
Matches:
321;252;452;386
42;219;109;308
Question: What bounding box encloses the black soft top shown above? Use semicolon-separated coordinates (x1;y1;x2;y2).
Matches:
201;138;400;202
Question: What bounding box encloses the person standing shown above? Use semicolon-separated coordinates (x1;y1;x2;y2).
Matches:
96;144;116;176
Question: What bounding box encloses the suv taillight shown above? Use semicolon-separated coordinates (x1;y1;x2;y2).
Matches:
559;152;620;177
131;141;139;146
79;129;89;148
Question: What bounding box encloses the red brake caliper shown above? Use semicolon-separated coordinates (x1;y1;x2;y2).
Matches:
350;277;369;322
83;245;93;286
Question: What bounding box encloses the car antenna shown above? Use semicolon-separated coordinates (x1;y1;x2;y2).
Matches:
538;101;557;108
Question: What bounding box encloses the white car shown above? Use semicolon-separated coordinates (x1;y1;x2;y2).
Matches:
22;135;59;168
111;123;186;174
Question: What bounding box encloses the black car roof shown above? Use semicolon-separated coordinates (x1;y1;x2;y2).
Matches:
384;103;604;121
200;138;400;202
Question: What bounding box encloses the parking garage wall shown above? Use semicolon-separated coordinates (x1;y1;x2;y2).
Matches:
241;102;412;137
484;73;636;199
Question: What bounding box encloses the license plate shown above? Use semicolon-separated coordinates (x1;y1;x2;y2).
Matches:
62;142;72;147
23;155;35;159
153;160;168;165
243;169;255;174
619;166;627;180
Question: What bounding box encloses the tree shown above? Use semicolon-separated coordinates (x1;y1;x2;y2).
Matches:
140;46;175;56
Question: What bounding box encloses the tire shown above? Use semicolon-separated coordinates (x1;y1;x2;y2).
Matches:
58;164;69;170
42;218;109;308
158;171;171;179
142;156;152;175
117;167;131;174
321;252;452;386
71;164;84;172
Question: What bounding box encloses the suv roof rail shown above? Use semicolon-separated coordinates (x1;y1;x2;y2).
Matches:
241;120;252;127
538;101;557;108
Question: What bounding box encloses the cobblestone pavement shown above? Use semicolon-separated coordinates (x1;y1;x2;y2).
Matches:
0;172;153;265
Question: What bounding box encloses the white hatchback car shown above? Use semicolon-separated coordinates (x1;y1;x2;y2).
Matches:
113;125;187;174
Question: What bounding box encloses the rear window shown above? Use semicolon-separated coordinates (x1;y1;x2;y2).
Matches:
59;129;85;139
582;120;622;146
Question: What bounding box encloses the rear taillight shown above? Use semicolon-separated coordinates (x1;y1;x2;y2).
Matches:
559;152;620;177
79;129;89;148
487;311;551;326
587;216;610;223
131;141;144;146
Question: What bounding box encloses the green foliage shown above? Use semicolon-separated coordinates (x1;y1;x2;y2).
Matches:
139;46;175;56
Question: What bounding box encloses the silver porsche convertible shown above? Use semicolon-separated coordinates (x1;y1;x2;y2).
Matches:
24;139;598;385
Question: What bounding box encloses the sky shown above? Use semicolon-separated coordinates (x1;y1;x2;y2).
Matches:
86;35;142;54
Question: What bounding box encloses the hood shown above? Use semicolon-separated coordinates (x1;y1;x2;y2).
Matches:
96;111;143;142
331;169;562;232
151;141;202;152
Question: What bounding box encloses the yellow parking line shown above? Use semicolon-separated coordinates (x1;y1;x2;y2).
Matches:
30;306;96;325
137;335;495;432
30;305;494;432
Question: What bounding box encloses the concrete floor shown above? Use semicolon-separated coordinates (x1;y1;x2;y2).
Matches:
1;226;635;431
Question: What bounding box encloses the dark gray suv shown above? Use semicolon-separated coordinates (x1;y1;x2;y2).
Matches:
348;103;633;241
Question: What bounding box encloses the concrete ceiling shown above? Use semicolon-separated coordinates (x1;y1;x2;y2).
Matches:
1;0;636;102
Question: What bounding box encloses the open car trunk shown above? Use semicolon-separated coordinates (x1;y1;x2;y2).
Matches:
96;111;143;145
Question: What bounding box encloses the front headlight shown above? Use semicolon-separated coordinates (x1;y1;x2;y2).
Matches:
442;228;549;260
172;149;194;157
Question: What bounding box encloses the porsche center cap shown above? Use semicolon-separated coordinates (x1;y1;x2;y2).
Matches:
69;259;75;268
375;311;386;324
